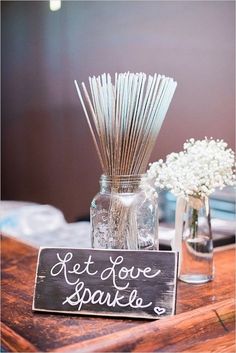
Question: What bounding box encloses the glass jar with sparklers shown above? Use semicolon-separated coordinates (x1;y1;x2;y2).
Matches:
74;72;177;250
90;174;158;250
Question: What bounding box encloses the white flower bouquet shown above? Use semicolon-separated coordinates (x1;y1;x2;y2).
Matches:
142;138;235;200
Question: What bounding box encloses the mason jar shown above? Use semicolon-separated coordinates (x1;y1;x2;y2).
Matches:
90;175;158;250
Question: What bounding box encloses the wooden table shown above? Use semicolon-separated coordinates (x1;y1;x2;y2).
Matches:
1;234;235;352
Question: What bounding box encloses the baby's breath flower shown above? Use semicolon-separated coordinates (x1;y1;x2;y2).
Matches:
142;138;236;200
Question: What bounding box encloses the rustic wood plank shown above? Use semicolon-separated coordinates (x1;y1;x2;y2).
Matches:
1;234;235;352
52;298;235;352
181;331;235;353
1;322;37;352
33;247;178;319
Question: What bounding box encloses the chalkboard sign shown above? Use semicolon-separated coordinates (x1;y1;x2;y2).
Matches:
33;248;178;319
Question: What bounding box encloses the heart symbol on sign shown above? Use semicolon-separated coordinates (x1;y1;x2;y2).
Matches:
154;306;166;316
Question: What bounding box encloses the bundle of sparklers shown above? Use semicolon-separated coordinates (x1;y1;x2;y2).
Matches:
75;72;177;176
75;72;177;249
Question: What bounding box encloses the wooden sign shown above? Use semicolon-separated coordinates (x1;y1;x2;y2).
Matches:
33;248;178;320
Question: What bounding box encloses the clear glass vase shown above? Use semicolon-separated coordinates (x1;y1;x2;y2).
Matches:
90;175;158;250
176;196;214;284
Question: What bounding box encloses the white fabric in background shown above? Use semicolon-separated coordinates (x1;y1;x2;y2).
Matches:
0;201;234;249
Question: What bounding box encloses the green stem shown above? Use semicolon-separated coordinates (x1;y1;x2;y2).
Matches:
191;208;198;238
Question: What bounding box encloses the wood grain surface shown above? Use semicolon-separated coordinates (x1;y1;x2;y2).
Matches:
52;299;234;352
1;234;235;352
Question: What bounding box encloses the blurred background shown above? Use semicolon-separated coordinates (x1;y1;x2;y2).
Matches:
1;0;235;224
